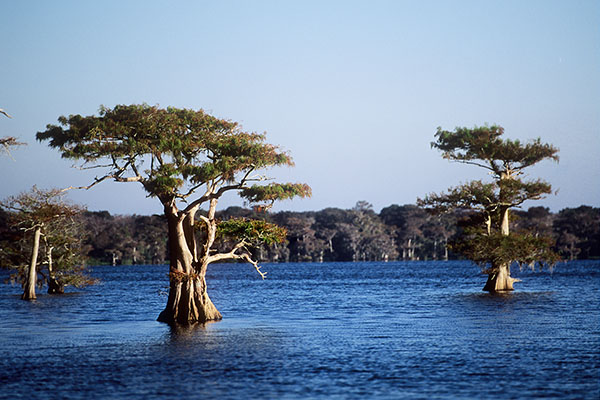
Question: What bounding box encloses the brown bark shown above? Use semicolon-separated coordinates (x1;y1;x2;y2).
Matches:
158;276;222;324
22;226;41;300
157;204;222;325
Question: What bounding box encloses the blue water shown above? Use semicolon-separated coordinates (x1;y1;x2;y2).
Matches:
0;261;598;399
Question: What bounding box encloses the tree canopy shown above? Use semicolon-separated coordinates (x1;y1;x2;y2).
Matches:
432;125;559;177
37;104;310;209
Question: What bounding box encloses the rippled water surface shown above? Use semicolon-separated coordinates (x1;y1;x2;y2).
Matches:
1;261;598;399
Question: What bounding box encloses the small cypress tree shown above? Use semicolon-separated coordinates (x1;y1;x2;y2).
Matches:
419;125;560;291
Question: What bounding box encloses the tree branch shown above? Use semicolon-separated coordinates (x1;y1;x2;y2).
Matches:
60;170;142;192
207;241;267;279
179;182;206;200
452;159;496;172
76;163;115;171
182;179;252;215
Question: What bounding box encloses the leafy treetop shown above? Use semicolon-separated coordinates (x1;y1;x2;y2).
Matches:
1;186;82;230
432;125;559;177
36;104;310;211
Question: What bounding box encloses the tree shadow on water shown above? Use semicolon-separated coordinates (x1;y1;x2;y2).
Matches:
453;290;557;316
167;320;219;337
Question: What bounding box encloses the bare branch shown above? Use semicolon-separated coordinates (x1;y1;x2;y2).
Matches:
182;181;247;215
130;160;142;179
239;166;256;186
197;214;210;226
206;241;245;264
0;136;26;159
452;159;496;172
0;108;12;118
206;241;267;279
60;173;113;192
179;182;207;200
239;252;268;279
60;171;141;192
76;163;116;170
116;176;143;183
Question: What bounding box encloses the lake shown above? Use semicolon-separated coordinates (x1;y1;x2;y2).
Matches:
0;260;598;399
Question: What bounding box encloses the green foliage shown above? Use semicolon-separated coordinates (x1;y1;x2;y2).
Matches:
450;227;560;271
418;181;498;214
241;183;312;204
37;104;298;203
144;163;185;198
432;125;559;175
216;218;287;247
419;179;553;216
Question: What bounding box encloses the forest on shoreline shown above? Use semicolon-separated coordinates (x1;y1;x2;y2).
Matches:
3;202;595;266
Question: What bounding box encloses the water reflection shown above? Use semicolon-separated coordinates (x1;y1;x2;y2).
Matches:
158;318;288;361
167;320;219;338
456;290;556;306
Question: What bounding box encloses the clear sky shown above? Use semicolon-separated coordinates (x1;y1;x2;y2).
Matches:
1;0;598;215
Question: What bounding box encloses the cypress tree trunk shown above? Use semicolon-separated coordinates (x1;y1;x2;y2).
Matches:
483;262;521;292
501;207;510;237
157;206;222;325
22;226;41;300
46;246;65;294
158;276;221;324
483;207;520;292
443;238;449;261
47;277;65;294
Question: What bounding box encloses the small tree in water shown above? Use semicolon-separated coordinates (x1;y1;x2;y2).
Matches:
0;187;94;299
37;104;311;324
418;125;560;292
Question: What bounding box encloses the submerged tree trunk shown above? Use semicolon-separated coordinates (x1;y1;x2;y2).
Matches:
157;205;222;325
46;245;65;294
158;276;222;324
483;262;521;292
483;206;520;292
47;277;65;294
443;238;449;261
22;226;41;300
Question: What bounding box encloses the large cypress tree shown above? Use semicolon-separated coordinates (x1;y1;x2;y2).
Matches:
419;125;560;291
37;104;310;323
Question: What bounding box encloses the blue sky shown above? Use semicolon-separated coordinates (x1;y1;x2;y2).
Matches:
1;0;598;215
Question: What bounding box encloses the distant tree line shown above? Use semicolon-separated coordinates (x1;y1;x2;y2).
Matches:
3;202;594;266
